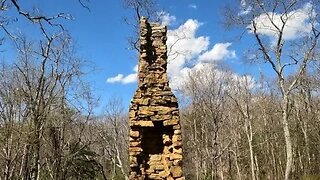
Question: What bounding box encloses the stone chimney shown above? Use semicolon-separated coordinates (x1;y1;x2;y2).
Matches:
128;17;184;179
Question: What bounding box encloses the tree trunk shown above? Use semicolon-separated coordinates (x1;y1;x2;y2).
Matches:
4;132;13;180
20;144;31;180
31;118;41;180
282;95;293;180
246;119;256;180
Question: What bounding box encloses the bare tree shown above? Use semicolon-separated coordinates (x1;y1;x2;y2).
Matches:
224;0;320;179
227;76;258;180
94;98;129;180
123;0;160;51
0;62;28;180
180;67;232;179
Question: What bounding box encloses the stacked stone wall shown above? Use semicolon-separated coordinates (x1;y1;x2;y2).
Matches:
128;17;184;180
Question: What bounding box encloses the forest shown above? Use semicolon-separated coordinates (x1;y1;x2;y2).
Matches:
0;0;319;180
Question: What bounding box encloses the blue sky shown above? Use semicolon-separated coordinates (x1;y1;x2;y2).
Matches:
67;0;253;111
3;1;316;114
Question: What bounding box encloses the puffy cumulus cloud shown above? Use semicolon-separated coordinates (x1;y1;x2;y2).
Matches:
167;19;209;74
166;19;238;90
106;17;243;90
158;11;176;26
172;63;256;94
106;65;137;84
248;3;316;40
169;63;209;90
198;43;236;63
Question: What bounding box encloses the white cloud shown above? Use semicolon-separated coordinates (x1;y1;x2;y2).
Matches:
248;3;316;40
167;19;209;74
188;4;197;9
106;74;124;83
107;18;243;90
174;63;256;94
230;74;256;90
166;19;237;90
169;62;212;90
158;11;176;26
133;64;138;72
106;65;137;84
121;73;137;84
198;43;236;63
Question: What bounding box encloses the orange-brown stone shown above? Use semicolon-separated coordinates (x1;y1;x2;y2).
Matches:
128;17;183;180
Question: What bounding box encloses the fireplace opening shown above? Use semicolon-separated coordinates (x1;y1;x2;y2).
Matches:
141;121;174;155
141;121;164;154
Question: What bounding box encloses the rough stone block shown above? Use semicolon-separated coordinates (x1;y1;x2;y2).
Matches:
167;176;174;180
173;124;181;130
170;166;182;178
149;154;162;162
148;174;162;180
174;130;181;135
163;119;179;126
129;151;141;156
130;130;139;138
152;164;164;171
173;159;183;166
129;110;135;118
151;114;172;121
129;147;142;152
163;134;171;145
137;120;154;127
138;108;154;116
173;135;182;142
173;147;183;155
170;154;182;160
129;141;140;147
173;140;182;147
159;170;170;178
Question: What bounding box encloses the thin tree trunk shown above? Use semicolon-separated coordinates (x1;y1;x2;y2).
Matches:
20;144;31;180
254;155;260;180
31;118;41;180
246;119;256;180
194;117;199;180
230;143;241;180
4;132;13;180
115;142;129;180
220;157;224;180
270;142;277;179
282;95;293;180
302;88;311;172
